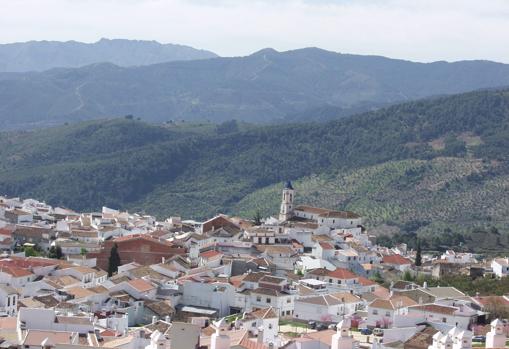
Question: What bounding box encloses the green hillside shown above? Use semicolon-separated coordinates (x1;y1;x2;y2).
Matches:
0;88;509;252
233;158;509;253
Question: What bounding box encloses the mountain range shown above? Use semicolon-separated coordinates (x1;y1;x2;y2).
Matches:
0;88;508;253
0;38;217;72
1;47;509;129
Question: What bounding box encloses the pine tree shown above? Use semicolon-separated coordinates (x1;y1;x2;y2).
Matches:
415;240;422;267
108;243;121;277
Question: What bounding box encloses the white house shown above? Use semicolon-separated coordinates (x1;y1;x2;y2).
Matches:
491;258;509;278
52;266;107;288
239;307;279;347
294;292;363;323
0;284;18;316
0;266;35;287
17;308;94;334
306;268;360;293
180;280;235;317
407;303;477;329
382;254;413;271
440;250;476;265
249;287;295;317
367;295;417;328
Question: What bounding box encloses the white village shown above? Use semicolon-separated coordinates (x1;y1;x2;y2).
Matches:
0;182;506;349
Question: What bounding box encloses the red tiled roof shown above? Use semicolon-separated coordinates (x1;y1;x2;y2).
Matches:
327;268;358;279
0;256;62;269
319;242;334;250
0;228;13;237
0;265;33;277
474;296;509;307
114;234;174;246
128;279;155;292
200;250;223;259
358;276;377;286
383;254;412;265
410;304;457;315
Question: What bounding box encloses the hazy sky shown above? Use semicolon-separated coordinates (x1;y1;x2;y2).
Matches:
2;0;509;63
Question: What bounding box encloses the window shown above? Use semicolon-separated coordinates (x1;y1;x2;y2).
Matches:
7;297;9;307
442;317;447;323
266;298;271;303
287;298;291;303
373;309;378;315
256;296;261;302
329;278;333;283
252;322;256;327
337;280;341;284
385;312;390;317
268;324;273;329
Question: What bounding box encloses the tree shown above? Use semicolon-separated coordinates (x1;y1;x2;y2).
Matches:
253;210;262;226
48;245;63;259
415;240;422;266
24;245;40;257
80;247;88;256
403;270;414;281
108;243;121;277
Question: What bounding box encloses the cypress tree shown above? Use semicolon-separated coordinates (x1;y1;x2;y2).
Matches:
108;243;121;277
415;240;422;266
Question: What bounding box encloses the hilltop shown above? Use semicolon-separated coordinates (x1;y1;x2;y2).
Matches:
2;48;509;129
0;38;217;72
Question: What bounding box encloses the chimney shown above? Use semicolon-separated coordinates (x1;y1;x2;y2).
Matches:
152;316;157;324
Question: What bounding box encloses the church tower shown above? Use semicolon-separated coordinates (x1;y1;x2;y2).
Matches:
279;181;295;222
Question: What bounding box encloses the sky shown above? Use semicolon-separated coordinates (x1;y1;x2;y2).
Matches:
1;0;509;63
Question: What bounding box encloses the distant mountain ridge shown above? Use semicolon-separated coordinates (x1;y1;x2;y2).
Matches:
1;47;509;129
0;38;218;72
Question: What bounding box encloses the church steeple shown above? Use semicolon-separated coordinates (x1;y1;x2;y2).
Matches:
279;181;295;222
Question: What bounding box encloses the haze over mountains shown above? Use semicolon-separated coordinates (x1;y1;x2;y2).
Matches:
1;46;509;129
0;38;217;72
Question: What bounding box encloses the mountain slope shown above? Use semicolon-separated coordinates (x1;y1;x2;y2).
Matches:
1;48;509;129
0;38;217;72
232;158;509;253
0;89;508;252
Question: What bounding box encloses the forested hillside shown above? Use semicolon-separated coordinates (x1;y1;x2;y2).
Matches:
1;89;509;252
2;47;509;129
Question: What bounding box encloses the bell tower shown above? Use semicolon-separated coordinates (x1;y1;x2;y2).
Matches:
279;181;295;222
